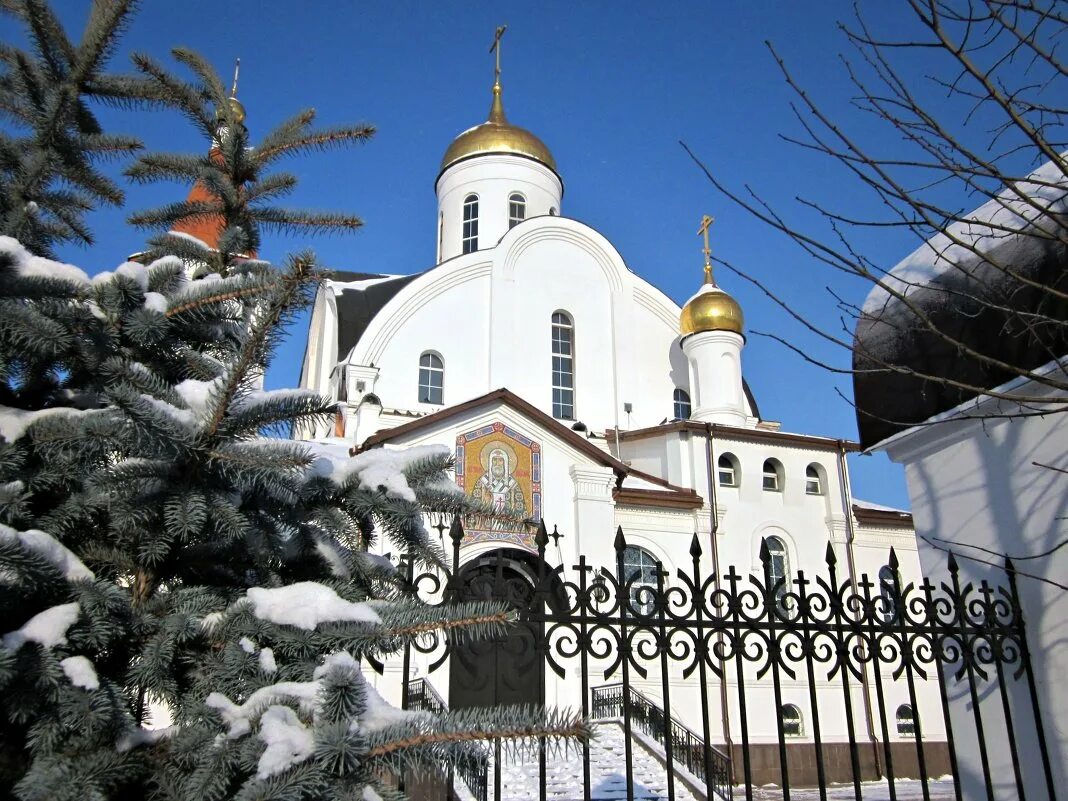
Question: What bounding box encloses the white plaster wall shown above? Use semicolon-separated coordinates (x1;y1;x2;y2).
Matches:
436;154;562;262
333;217;696;439
614;430;944;748
883;387;1068;797
352;261;493;414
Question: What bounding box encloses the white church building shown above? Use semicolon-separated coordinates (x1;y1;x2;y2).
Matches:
296;63;946;785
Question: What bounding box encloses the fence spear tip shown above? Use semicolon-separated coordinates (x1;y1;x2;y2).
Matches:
759;537;770;563
825;541;837;566
947;550;959;574
449;515;464;543
535;518;549;549
888;546;899;570
690;532;702;558
614;526;626;551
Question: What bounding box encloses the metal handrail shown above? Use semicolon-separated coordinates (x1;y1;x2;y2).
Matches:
592;682;733;801
404;678;489;801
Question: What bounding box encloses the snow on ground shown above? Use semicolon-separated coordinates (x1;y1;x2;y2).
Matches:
739;778;955;800
494;721;698;801
485;721;954;801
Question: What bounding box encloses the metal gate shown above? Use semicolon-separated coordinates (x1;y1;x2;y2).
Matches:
395;519;1055;801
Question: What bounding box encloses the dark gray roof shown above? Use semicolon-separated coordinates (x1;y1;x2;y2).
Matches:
853;228;1068;448
330;270;424;363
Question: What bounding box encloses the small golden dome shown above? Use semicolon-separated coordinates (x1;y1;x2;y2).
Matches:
440;84;556;174
680;276;744;336
227;96;246;124
215;95;246;125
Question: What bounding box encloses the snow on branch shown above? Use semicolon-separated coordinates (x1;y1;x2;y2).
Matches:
245;582;381;630
0;236;89;285
311;443;453;502
0;524;94;581
2;602;80;650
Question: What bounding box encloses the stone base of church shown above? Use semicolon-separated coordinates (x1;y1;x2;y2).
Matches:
730;740;952;787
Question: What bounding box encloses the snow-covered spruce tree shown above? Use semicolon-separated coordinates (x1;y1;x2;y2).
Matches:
0;0;151;257
123;47;374;277
0;242;586;800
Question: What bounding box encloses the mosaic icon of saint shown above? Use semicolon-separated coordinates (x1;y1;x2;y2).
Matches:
472;445;527;527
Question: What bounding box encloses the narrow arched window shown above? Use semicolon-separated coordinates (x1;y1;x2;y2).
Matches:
780;704;803;737
622;545;659;616
551;312;574;420
805;464;823;495
718;453;739;487
462;194;479;254
508;193;526;229
437;212;444;262
879;565;901;624
418;352;444;405
765;535;790;609
896;704;916;736
673;388;691;420
763;459;783;492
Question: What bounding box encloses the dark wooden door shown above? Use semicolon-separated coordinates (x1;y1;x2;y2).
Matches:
449;557;544;709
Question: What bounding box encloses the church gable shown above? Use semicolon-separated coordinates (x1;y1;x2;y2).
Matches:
356;388;703;528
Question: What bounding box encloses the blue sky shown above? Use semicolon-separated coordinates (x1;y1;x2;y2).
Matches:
9;2;966;508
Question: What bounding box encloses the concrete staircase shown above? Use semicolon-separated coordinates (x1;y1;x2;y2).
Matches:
492;721;701;801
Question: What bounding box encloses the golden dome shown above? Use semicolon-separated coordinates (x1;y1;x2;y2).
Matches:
680;273;744;336
440;84;556;174
227;96;246;124
215;95;246;125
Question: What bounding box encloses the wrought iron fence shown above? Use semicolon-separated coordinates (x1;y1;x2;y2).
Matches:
404;677;489;801
392;519;1055;801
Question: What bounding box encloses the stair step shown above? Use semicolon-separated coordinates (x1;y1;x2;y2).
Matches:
486;721;701;801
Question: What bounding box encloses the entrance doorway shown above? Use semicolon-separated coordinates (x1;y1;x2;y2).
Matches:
448;549;546;709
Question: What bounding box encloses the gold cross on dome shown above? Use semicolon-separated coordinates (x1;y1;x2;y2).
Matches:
490;25;507;85
697;214;715;282
230;58;241;98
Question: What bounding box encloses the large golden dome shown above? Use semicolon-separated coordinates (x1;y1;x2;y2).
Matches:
440;83;556;175
680;274;744;336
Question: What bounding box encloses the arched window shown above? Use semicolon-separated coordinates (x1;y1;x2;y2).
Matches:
508;193;526;228
780;704;803;737
551;312;575;420
765;535;791;609
896;704;917;736
717;453;739;487
673;388;691;420
418;352;444;405
622;545;659;615
879;565;901;624
462;194;479;254
762;459;783;492
805;464;823;495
